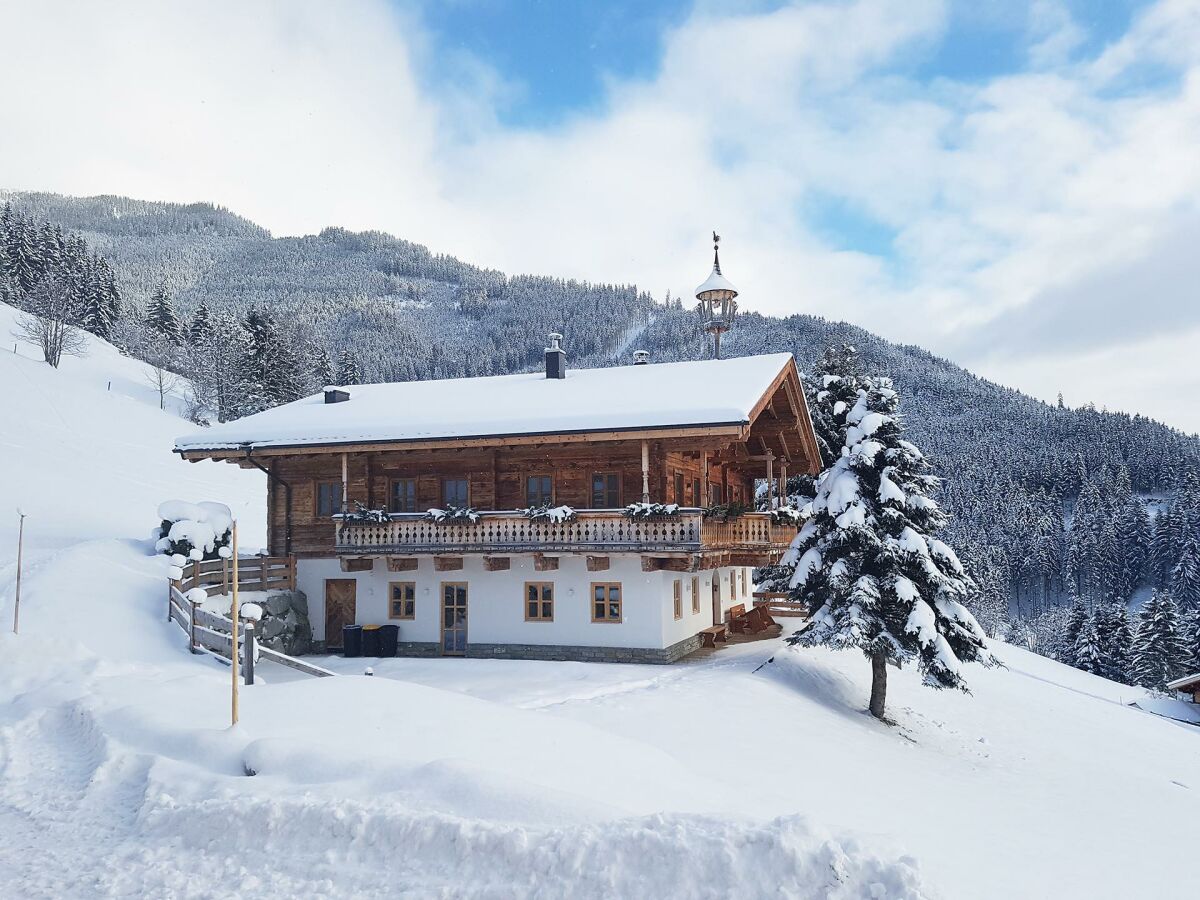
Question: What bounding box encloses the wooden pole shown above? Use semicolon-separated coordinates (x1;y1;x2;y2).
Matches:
230;521;240;726
766;452;775;510
780;462;788;508
640;441;650;504
12;510;25;634
341;452;349;514
244;621;255;686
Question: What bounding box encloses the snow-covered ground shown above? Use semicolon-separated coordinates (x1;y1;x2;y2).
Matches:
1;302;1198;898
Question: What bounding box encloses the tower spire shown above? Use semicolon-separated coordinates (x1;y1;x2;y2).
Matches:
694;231;739;359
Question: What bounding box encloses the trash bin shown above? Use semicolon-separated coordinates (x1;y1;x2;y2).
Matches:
362;624;382;657
342;624;363;657
378;623;399;658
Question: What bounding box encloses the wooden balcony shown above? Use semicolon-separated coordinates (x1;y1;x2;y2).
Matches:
334;509;794;559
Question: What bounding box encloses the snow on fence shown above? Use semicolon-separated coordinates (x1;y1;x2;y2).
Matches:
167;560;334;681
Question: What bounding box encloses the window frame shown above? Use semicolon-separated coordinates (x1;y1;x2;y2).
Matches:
314;479;343;518
692;477;702;507
388;581;416;620
590;581;622;623
525;473;555;508
524;581;555;622
673;471;685;505
590;472;621;509
691;576;701;614
441;476;470;508
673;579;683;620
389;477;418;514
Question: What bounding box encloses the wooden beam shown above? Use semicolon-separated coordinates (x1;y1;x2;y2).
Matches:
434;556;464;572
386;556;418;572
483;556;510;571
586;555;610;572
534;553;559;572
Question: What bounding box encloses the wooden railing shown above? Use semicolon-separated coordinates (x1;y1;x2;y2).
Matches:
179;555;295;598
335;510;794;556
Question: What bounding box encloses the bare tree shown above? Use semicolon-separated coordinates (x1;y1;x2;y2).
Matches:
144;361;181;410
12;273;87;368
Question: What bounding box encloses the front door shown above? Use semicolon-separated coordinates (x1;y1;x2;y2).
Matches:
441;582;468;656
711;575;722;625
325;579;357;649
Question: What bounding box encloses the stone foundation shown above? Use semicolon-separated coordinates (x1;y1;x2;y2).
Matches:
464;633;702;665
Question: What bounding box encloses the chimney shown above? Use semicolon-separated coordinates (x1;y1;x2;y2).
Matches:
545;333;566;379
324;386;350;404
633;350;650;365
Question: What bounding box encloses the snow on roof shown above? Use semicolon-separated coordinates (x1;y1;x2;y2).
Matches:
695;267;738;297
1165;672;1200;691
176;352;796;452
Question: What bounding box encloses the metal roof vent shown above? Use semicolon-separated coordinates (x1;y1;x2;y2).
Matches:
633;350;650;365
324;386;351;404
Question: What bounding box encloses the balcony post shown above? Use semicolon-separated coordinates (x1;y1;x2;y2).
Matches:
641;440;650;504
766;450;775;509
341;452;349;514
779;462;788;508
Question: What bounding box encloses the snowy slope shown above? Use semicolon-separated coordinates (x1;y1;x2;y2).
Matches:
2;301;1198;898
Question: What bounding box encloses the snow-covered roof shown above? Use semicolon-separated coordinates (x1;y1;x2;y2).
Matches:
695;267;738;298
1165;672;1200;691
175;353;796;452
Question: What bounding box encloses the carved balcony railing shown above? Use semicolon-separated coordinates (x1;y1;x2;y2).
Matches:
334;509;795;556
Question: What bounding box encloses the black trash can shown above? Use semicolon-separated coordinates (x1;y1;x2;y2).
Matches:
362;624;382;657
342;624;363;657
378;624;399;658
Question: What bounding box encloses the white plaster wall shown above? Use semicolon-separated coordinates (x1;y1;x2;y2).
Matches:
301;555;674;649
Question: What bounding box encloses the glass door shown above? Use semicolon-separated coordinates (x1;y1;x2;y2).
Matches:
441;582;468;655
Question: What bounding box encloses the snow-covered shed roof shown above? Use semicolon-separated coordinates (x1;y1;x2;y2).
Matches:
695;267;738;297
175;353;798;453
1165;672;1200;692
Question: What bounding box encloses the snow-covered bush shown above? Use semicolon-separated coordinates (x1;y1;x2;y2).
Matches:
522;504;578;524
335;502;391;523
154;500;232;562
622;502;681;519
424;506;480;525
770;506;806;527
703;501;749;522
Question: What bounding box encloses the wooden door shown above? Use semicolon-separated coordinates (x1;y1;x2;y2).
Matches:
325;579;357;648
441;582;468;656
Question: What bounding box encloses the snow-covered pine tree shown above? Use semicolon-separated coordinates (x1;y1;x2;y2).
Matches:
311;345;335;391
1170;538;1200;613
1063;594;1088;663
1129;590;1188;690
188;302;212;345
145;286;184;344
785;376;992;719
806;343;863;471
243;308;304;409
1095;601;1132;683
336;349;363;386
1073;614;1105;676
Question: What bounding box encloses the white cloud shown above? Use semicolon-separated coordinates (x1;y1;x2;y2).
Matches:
2;0;1199;433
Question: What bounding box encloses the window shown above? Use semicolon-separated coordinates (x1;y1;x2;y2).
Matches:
591;472;620;508
388;581;416;619
526;475;554;507
692;478;702;507
674;472;685;505
591;582;622;622
525;582;554;621
390;478;417;514
710;483;724;506
673;580;683;620
691;576;700;614
316;480;343;517
741;569;749;597
442;478;469;507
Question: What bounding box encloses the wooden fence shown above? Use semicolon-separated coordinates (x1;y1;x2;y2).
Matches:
179;555;295;597
167;559;333;681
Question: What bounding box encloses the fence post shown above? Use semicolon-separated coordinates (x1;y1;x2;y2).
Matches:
260;555;267;591
222;557;229;596
288;555;296;590
243;621;255;685
189;597;198;654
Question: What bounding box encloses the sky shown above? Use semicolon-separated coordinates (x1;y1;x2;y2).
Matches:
2;0;1199;433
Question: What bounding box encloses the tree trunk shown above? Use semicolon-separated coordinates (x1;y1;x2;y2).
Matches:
869;652;887;720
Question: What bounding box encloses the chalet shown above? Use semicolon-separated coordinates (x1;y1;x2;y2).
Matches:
173;245;821;663
1166;673;1200;704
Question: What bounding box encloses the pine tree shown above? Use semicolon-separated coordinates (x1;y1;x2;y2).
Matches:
1063;595;1088;663
336;349;363;386
1095;601;1132;683
188;302;212;345
1074;615;1105;676
145;286;184;344
786;376;992;719
312;345;335;388
1171;538;1200;613
1129;590;1188;689
243;308;303;409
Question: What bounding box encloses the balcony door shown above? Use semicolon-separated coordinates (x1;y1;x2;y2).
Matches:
441;582;468;655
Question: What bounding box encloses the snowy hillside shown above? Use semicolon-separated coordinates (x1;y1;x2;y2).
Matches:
1;300;1199;898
